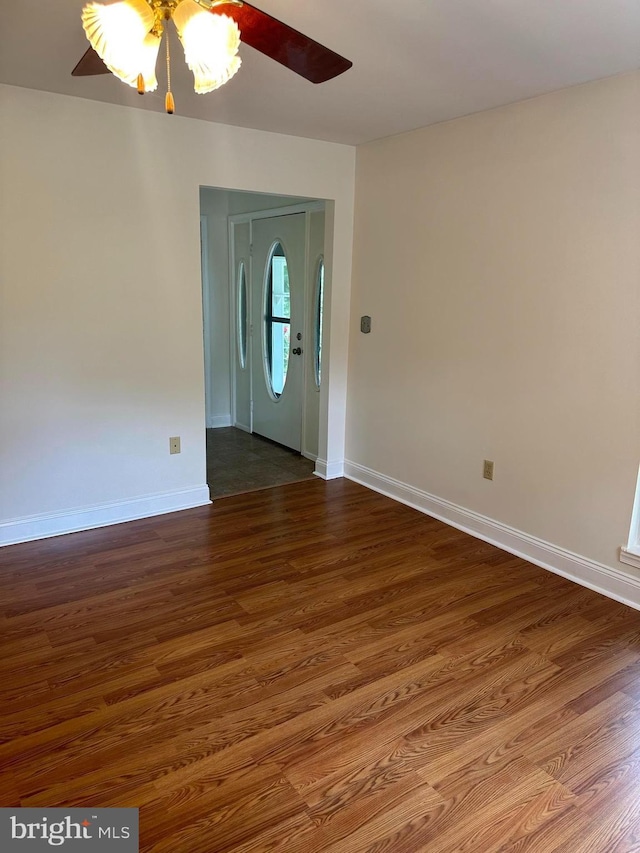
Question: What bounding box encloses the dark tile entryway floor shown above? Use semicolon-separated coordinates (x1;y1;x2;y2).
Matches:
206;427;316;500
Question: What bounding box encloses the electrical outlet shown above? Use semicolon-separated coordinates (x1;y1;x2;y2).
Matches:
170;436;181;455
483;460;494;480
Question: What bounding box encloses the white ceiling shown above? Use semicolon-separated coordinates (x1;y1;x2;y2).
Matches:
1;0;639;145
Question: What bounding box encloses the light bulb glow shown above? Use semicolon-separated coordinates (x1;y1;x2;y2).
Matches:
82;0;160;91
172;1;241;94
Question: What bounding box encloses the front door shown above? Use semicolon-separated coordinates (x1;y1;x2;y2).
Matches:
251;213;306;451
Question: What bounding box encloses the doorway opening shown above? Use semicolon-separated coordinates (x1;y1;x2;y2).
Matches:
200;189;326;500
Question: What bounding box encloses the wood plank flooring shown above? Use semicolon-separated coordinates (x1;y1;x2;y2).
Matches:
2;478;640;851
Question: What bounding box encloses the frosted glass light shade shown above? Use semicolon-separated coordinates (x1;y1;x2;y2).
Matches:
172;0;241;94
82;0;160;92
134;32;161;92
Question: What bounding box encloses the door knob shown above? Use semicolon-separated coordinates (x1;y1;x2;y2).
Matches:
292;347;302;355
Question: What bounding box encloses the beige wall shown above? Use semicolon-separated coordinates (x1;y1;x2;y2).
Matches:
347;71;640;570
0;84;355;535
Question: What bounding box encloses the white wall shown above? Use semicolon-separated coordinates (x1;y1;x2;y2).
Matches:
0;84;355;543
347;72;640;583
199;189;231;428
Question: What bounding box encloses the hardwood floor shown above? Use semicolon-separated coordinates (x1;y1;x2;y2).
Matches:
2;478;640;851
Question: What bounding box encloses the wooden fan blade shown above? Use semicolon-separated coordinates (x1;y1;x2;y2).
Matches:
216;2;352;84
72;47;110;77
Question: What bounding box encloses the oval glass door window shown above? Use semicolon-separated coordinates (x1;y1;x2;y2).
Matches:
314;258;324;388
264;242;290;398
237;261;248;369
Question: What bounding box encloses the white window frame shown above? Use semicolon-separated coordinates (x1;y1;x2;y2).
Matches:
620;465;640;568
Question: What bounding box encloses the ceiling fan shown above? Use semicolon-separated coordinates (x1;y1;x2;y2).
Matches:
72;0;352;113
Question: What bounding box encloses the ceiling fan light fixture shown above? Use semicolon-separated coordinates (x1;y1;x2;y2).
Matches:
74;0;353;113
82;0;160;91
172;0;242;94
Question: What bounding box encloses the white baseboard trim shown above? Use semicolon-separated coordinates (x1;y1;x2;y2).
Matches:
314;458;345;480
302;450;318;463
233;422;252;434
344;460;640;612
0;486;212;548
207;415;232;428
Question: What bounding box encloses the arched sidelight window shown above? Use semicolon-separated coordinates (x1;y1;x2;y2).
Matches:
237;261;248;369
314;258;325;388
